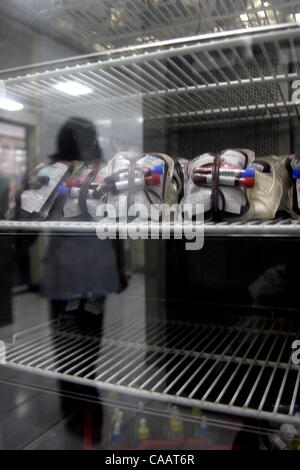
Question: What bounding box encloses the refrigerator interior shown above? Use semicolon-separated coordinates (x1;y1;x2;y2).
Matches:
1;0;300;450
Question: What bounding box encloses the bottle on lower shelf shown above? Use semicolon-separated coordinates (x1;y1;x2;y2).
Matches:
168;406;184;440
279;423;300;450
110;420;122;450
109;410;124;450
137;418;151;447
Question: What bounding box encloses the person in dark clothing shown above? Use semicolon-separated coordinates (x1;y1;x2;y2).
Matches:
42;117;128;448
51;117;103;164
44;117;127;321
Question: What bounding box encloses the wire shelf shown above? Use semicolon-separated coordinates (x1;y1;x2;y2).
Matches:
0;218;300;237
2;312;300;425
2;0;300;51
1;25;300;130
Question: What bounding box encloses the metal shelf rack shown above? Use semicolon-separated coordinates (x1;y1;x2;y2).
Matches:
0;218;300;238
1;24;300;133
2;0;300;51
2;312;300;425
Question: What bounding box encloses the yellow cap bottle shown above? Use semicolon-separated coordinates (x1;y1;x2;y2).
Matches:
169;406;183;439
170;418;183;434
111;407;120;425
192;408;202;418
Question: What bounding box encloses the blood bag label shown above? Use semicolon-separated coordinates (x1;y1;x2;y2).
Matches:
21;162;69;214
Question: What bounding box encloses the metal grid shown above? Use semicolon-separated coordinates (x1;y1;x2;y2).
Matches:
171;120;281;158
2;0;300;51
3;312;300;425
1;25;300;131
1;218;300;237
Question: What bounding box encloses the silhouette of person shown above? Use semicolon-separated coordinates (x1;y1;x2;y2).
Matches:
43;117;127;322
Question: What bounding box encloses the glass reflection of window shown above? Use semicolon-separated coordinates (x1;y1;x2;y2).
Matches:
0;122;26;178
